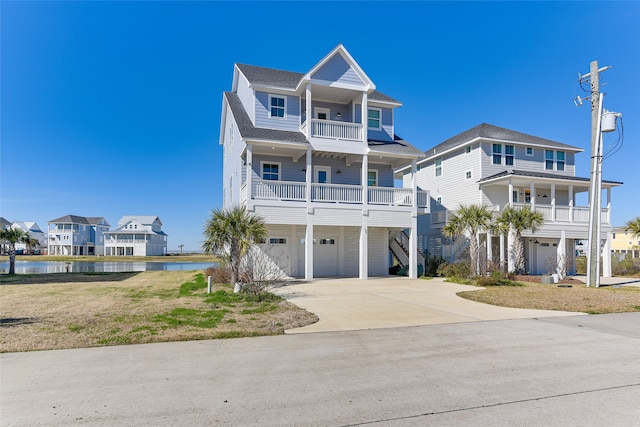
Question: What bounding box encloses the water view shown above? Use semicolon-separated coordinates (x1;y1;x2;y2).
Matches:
0;261;219;275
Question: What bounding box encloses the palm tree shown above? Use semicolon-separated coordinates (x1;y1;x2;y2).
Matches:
202;206;267;285
625;217;640;238
496;205;544;275
442;204;494;276
0;227;29;275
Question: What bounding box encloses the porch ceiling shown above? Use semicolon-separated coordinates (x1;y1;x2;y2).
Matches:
305;85;361;104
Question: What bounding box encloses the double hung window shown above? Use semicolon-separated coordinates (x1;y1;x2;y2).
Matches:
269;95;286;118
367;108;381;129
492;144;502;164
262;163;280;181
435;158;442;177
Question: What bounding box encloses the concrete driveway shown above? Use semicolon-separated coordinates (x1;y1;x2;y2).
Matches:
274;276;584;333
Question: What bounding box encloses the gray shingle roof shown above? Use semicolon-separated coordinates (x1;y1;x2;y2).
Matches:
235;64;400;104
368;136;424;156
48;215;109;225
424;123;582;158
225;92;309;143
478;169;623;185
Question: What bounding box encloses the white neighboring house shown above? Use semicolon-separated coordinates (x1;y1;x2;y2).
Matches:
11;222;47;253
219;44;428;280
104;216;167;256
401;123;623;276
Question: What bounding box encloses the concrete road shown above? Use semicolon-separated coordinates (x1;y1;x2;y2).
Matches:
2;313;638;426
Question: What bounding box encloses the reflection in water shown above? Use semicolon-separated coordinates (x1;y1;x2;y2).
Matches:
0;261;219;275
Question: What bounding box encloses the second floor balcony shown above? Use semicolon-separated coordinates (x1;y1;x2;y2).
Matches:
301;119;363;142
244;179;428;209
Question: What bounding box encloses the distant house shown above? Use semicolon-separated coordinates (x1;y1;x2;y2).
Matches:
0;217;11;230
48;215;110;256
610;226;640;260
104;216;167;256
11;222;47;253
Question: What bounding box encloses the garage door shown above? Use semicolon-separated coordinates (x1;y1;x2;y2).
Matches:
314;237;338;277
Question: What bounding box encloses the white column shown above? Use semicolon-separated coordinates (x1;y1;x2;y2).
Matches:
508;180;514;207
569;184;574;223
606;187;611;225
500;233;505;272
360;154;369;280
305;222;314;281
551;183;556;221
305;84;312;138
305;147;312;203
486;229;493;268
530;182;536;209
507;228;515;273
361;92;368;143
602;232;612;278
409;160;418;279
557;230;566;278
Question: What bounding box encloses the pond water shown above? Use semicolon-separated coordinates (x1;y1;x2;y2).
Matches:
0;261;219;275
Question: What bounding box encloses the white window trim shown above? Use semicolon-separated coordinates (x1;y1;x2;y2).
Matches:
544;150;567;171
436;196;443;205
314;165;331;184
367;169;378;187
465;145;472;154
465;169;472;180
367;107;382;130
268;94;286;119
260;161;281;181
314;107;330;120
434;157;443;177
492;144;502;165
525;146;534;156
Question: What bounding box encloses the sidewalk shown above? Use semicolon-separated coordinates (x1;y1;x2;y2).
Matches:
274;276;584;333
573;275;640;287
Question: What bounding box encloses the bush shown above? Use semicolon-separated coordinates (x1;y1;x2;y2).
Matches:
204;267;232;285
424;255;447;277
475;270;521;287
437;262;471;279
612;255;640;276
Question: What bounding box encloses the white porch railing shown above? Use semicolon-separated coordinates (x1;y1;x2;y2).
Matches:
309;119;362;141
369;187;413;206
501;204;609;225
248;180;428;208
311;183;362;203
252;180;306;201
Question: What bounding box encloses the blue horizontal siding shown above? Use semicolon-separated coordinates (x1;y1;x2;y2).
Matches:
312;54;365;87
254;91;300;131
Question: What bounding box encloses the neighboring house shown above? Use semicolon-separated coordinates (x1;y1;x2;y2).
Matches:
402;123;622;276
47;215;110;256
0;217;11;230
11;221;47;253
219;44;428;279
610;227;640;260
104;216;167;256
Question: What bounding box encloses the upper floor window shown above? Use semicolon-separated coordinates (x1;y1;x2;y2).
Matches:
526;147;534;156
505;145;514;165
492;144;502;164
269;95;286;119
261;162;280;181
545;150;565;171
465;170;472;180
435;158;442;177
368;108;381;129
465;146;472;154
367;170;378;187
557;151;565;171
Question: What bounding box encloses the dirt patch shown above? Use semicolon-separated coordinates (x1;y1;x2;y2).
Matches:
513;275;583;285
0;271;318;353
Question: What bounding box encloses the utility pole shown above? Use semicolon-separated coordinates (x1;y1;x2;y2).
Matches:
583;61;607;287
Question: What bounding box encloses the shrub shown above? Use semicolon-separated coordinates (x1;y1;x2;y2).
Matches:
612;255;640;276
424;255;447;277
204;267;232;285
437;262;471;279
475;270;521;286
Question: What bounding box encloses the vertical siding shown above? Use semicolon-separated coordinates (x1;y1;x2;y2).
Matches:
254;91;300;131
236;73;254;125
311;54;366;87
368;227;389;276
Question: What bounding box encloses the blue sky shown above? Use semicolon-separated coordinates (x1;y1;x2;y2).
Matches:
2;1;639;252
